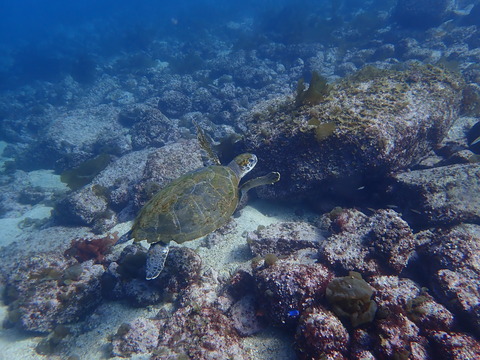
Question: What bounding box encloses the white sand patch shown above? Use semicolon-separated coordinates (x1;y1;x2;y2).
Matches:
0;303;44;360
27;170;69;192
61;302;156;360
243;327;297;360
0;218;23;246
0;169;67;248
0;205;53;248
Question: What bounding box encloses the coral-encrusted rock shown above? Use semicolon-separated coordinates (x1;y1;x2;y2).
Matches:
54;185;110;228
241;65;463;200
418;224;480;272
133;139;204;207
393;164;480;225
320;208;416;275
428;331;480;359
54;148;155;229
416;224;480;336
15;104;127;171
247;221;326;257
154;306;247;359
101;244;201;307
357;276;451;359
370;276;455;332
229;295;264;336
433;269;480;331
3;254;104;332
295;306;350;360
111;318;160;357
55;140;203;229
350;329;376;360
118;104;181;149
374;314;428;359
254;254;333;327
157;89;192;118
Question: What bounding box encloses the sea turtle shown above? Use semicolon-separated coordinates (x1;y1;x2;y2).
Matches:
126;125;280;280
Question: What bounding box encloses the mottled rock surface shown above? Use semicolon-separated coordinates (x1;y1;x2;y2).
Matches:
428;331;480;359
371;276;455;333
319;208;416;275
17;104;127;171
247;221;326;257
416;224;480;336
393;163;480;226
110;318;160;357
242;65;464;201
118;103;182;149
295;306;350;360
3;253;104;332
254;254;333;327
154;306;248;359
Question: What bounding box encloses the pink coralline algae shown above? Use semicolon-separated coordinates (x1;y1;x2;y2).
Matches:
154;306;248;360
416;224;480;336
428;331;480;359
319;208;417;275
110;318;160;357
295;306;350;360
254;254;333;327
3;253;104;333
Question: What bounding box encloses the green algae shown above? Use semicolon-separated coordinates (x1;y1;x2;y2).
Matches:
251;64;464;151
61;154;112;190
326;271;377;327
295;71;331;107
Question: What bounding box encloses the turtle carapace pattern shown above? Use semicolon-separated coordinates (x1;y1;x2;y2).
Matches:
129;140;280;280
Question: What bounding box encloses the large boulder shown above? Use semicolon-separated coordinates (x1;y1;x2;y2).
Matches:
241;65;464;202
54;140;203;230
393;163;480;225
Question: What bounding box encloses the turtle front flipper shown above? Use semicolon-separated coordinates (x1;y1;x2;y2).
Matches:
146;242;170;280
239;171;281;205
194;120;221;166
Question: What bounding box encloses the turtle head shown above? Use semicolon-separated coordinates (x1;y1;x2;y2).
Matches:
229;153;257;178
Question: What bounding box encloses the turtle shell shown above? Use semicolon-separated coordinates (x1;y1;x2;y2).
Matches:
131;165;239;245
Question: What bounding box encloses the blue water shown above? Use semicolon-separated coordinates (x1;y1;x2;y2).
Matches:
0;0;397;88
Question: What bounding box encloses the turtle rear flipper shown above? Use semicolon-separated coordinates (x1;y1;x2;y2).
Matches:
239;171;280;205
146;242;170;280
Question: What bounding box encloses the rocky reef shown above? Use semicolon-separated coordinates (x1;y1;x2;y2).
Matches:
2;252;104;333
241;65;464;203
393;163;480;226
